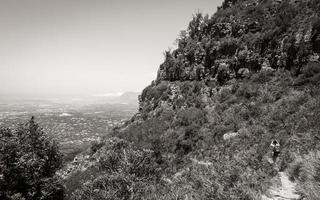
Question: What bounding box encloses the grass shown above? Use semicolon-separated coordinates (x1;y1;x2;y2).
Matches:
288;151;320;200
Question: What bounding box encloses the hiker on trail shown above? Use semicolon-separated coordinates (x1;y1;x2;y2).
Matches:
270;140;280;162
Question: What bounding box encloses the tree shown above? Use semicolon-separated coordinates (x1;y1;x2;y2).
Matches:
312;17;320;53
0;117;64;200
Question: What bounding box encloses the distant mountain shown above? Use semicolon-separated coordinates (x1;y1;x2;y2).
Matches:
101;91;139;105
115;91;140;105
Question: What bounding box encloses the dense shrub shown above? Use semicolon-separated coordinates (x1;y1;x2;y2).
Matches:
295;62;320;85
0;118;64;200
175;107;207;126
288;151;320;200
275;0;297;32
70;138;165;200
140;82;169;102
89;140;105;155
312;29;320;53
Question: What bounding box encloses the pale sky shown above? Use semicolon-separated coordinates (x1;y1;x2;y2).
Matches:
0;0;222;98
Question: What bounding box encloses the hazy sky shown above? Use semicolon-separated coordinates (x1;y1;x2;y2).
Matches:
0;0;222;97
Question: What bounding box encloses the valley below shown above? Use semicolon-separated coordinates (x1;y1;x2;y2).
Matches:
0;96;138;161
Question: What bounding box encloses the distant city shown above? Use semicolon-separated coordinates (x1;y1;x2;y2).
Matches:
0;92;139;160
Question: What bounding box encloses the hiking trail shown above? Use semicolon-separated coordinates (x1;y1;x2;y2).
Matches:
262;171;301;200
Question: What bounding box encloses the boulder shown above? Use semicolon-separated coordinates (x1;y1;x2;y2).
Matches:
223;132;239;140
238;68;250;78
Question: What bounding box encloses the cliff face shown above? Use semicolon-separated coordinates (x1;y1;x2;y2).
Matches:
68;0;320;199
155;0;319;84
128;0;320;154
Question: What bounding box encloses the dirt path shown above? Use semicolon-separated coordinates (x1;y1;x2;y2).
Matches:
262;171;301;200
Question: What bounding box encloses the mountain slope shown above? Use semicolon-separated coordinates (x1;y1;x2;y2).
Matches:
68;0;320;199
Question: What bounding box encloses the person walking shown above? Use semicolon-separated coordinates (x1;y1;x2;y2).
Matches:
270;140;280;163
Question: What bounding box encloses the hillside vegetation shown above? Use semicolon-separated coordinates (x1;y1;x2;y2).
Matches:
69;0;320;199
65;0;320;199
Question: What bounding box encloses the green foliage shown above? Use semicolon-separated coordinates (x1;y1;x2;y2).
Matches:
221;0;238;9
275;0;298;32
0;117;64;200
155;0;319;85
175;107;206;126
89;140;105;155
295;62;320;85
70;138;165;200
141;82;170;103
308;0;320;13
119;67;320;198
312;17;320;53
67;0;320;199
115;116;170;150
288;151;320;200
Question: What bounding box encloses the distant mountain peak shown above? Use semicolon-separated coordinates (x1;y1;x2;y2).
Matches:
93;92;124;97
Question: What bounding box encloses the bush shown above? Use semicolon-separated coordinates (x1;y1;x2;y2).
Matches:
311;17;320;53
250;71;273;84
0;117;64;200
288;151;320;200
275;0;297;32
175;107;207;126
295;62;320;85
90;140;105;155
70;138;165;200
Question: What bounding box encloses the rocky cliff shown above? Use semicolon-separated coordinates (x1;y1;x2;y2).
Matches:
155;0;319;83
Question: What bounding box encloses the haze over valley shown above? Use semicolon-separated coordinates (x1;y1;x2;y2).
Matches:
0;92;139;160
